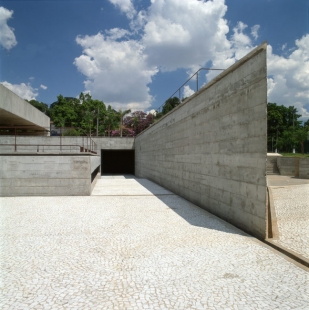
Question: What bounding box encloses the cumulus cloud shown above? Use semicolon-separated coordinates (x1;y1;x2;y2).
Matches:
1;81;38;100
74;32;158;111
74;0;308;118
251;25;260;40
108;0;136;19
183;85;195;98
40;84;47;90
0;6;17;50
142;0;230;72
75;0;232;110
267;34;309;120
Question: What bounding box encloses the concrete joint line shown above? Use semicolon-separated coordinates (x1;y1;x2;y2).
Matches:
264;239;309;270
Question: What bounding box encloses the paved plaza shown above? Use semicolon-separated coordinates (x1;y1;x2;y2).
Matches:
267;176;309;261
1;177;308;309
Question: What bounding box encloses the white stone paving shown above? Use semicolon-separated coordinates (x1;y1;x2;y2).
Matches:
0;178;308;309
271;184;309;260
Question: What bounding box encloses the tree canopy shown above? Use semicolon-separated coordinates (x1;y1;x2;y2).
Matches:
267;103;309;154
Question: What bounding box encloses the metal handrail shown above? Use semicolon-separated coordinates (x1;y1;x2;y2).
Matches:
156;67;225;113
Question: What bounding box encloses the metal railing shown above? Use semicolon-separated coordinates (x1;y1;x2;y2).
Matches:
156;68;225;113
0;126;98;154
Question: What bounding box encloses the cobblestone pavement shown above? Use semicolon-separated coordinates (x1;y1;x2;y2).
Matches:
1;178;308;309
270;184;309;260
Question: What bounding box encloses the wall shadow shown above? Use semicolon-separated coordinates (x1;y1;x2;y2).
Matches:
132;177;247;237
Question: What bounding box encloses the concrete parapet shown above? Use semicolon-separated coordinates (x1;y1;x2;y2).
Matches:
135;42;268;239
0;136;134;153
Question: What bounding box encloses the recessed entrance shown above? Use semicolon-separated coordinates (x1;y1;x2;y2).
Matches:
101;150;135;175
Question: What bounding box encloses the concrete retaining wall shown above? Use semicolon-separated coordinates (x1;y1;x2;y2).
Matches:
277;157;298;177
277;157;309;179
135;43;268;239
0;154;100;196
299;158;309;179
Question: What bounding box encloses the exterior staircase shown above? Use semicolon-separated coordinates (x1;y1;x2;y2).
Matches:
267;154;280;175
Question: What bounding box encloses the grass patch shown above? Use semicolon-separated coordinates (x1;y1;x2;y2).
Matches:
280;153;309;158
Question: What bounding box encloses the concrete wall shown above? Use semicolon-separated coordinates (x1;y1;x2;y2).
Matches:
0;154;100;196
299;158;309;179
0;136;134;153
135;43;268;239
277;157;309;179
277;157;298;176
0;84;50;131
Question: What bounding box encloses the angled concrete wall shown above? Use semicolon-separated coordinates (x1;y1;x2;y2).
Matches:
0;154;100;196
135;43;268;239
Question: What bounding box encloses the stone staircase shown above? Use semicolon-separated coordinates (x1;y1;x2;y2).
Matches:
267;154;280;175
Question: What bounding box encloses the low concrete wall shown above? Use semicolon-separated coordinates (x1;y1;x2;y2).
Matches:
0;136;135;153
0;154;100;196
299;158;309;179
277;157;309;179
92;137;134;150
277;157;298;176
135;43;268;239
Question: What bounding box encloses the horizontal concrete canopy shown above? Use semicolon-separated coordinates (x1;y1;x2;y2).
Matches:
0;84;50;132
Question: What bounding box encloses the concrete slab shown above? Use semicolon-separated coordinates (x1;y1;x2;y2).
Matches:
267;174;309;186
0;178;308;309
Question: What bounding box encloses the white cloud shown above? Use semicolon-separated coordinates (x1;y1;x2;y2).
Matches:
74;0;308;119
251;25;260;40
74;32;158;111
108;0;136;19
1;81;38;100
40;84;47;90
142;0;230;72
0;6;17;50
267;34;309;120
183;85;195;98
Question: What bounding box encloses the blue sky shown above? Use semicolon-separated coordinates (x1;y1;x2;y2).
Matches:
0;0;308;120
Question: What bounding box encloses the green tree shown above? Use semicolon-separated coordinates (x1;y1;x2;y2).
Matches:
267;103;302;152
27;99;50;116
162;97;181;115
50;95;79;130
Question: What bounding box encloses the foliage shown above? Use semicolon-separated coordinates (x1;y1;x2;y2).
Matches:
162;97;181;115
267;103;309;154
123;111;154;136
111;128;135;137
62;128;82;136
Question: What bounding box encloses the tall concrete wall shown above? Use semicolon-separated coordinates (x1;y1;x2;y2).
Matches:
0;154;100;196
135;43;268;239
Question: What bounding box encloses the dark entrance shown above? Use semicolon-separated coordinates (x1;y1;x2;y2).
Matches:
101;150;135;175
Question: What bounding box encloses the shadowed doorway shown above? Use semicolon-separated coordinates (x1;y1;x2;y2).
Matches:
101;150;135;175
